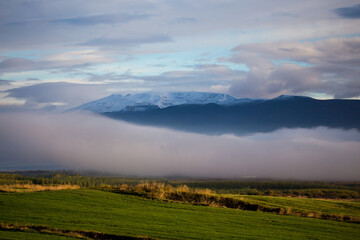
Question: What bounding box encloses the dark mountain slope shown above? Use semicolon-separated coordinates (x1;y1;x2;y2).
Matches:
103;97;360;135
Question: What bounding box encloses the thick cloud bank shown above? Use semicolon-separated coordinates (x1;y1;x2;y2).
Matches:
0;112;359;180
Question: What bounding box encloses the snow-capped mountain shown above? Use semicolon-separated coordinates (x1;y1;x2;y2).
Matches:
70;92;360;136
72;92;258;113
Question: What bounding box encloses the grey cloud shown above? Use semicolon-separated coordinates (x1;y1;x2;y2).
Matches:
334;4;360;19
0;112;359;180
228;37;360;98
49;13;150;25
271;12;298;18
232;37;360;67
4;82;113;111
268;65;320;93
0;79;13;85
0;57;79;73
87;73;121;82
80;34;173;47
2;79;154;112
86;72;207;91
0;1;154;25
1;0;360;100
230;63;322;98
6;82;83;103
173;17;197;23
2;0;359;53
0;58;36;72
86;64;245;91
0;55;108;73
5;13;150;27
0;1;156;51
0;105;27;113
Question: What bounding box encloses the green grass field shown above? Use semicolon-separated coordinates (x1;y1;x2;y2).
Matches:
1;189;359;239
0;230;81;240
226;194;360;218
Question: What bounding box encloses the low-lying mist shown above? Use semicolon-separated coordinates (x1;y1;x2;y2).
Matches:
0;112;359;181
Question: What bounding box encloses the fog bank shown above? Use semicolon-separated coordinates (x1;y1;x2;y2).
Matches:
0;112;359;181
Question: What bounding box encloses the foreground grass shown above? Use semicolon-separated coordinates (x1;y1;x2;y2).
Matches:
0;229;82;240
0;189;359;239
227;194;360;218
0;222;149;240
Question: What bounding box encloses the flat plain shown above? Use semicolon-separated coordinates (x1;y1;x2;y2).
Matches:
1;189;360;239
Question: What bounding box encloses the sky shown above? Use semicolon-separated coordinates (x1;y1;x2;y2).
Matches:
1;1;360;179
0;0;360;111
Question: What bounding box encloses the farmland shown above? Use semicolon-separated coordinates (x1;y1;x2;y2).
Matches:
0;172;359;239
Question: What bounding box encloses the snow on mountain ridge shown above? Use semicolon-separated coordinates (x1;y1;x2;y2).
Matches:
73;92;255;113
271;95;313;101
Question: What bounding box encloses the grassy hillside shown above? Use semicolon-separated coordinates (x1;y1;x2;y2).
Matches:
1;189;359;239
170;180;360;198
227;194;360;217
2;172;359;199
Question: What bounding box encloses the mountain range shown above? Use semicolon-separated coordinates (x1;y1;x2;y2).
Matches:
72;92;360;135
72;92;261;113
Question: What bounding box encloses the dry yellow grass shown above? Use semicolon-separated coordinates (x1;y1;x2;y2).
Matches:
107;182;360;223
132;182;214;196
0;184;79;192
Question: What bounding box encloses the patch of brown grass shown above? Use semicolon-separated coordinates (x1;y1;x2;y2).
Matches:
106;182;360;223
0;184;80;192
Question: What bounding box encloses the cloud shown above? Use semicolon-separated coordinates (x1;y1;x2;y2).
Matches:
0;58;36;72
227;37;360;98
334;4;360;19
232;37;360;67
83;64;246;92
0;50;111;73
50;13;150;25
1;0;358;53
3;82;111;111
229;62;322;98
0;112;359;180
6;13;150;27
0;79;12;85
271;12;298;18
173;17;197;23
1;0;360;100
1;79;154;112
0;1;158;51
80;34;173;47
